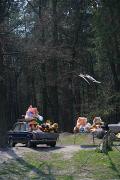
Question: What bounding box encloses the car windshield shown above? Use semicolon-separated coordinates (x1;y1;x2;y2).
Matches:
12;121;32;132
13;123;20;131
25;123;30;131
20;123;27;131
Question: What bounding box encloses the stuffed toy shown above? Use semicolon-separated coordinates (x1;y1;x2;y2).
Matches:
34;114;43;125
25;105;43;125
84;123;92;132
90;117;104;132
93;117;103;125
40;121;58;133
49;123;59;132
29;120;38;131
52;123;58;132
25;105;34;120
74;117;88;133
41;123;50;132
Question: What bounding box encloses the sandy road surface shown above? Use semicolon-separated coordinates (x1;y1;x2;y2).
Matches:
0;144;78;162
0;143;97;163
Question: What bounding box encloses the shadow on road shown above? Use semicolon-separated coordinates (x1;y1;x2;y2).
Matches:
80;144;98;149
107;153;120;179
0;145;61;179
15;143;64;152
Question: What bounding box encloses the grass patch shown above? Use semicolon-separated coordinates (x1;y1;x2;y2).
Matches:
58;133;101;146
72;150;120;180
25;152;71;172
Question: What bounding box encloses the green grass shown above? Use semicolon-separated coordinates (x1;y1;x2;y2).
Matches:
72;149;120;179
58;133;101;145
0;134;120;180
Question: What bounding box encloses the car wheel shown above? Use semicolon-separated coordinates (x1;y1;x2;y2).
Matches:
50;142;56;147
32;143;37;148
27;140;32;148
9;138;16;147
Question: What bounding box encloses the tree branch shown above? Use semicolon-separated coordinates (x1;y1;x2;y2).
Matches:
26;0;39;16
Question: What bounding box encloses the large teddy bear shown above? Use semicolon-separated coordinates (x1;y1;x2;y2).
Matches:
74;117;91;133
90;117;104;132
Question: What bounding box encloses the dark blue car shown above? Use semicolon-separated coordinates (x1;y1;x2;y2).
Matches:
8;121;59;148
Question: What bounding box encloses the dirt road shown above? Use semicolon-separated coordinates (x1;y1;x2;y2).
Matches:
0;144;80;162
0;143;97;163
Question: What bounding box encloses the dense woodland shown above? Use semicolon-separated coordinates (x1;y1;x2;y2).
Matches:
0;0;120;147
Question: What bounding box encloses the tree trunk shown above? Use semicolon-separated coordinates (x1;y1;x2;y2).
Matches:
108;5;120;92
41;63;48;120
0;82;8;147
50;0;59;122
0;40;8;147
39;0;45;44
109;61;120;92
52;0;58;45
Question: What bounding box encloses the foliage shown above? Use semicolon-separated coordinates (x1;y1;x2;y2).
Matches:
0;0;120;146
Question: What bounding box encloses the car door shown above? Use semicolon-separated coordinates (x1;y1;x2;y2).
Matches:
9;122;31;144
11;122;27;142
11;123;21;142
18;122;29;143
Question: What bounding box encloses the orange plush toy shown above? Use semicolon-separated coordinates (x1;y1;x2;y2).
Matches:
90;117;104;132
74;117;87;133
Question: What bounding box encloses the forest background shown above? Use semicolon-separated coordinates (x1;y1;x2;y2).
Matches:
0;0;120;146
